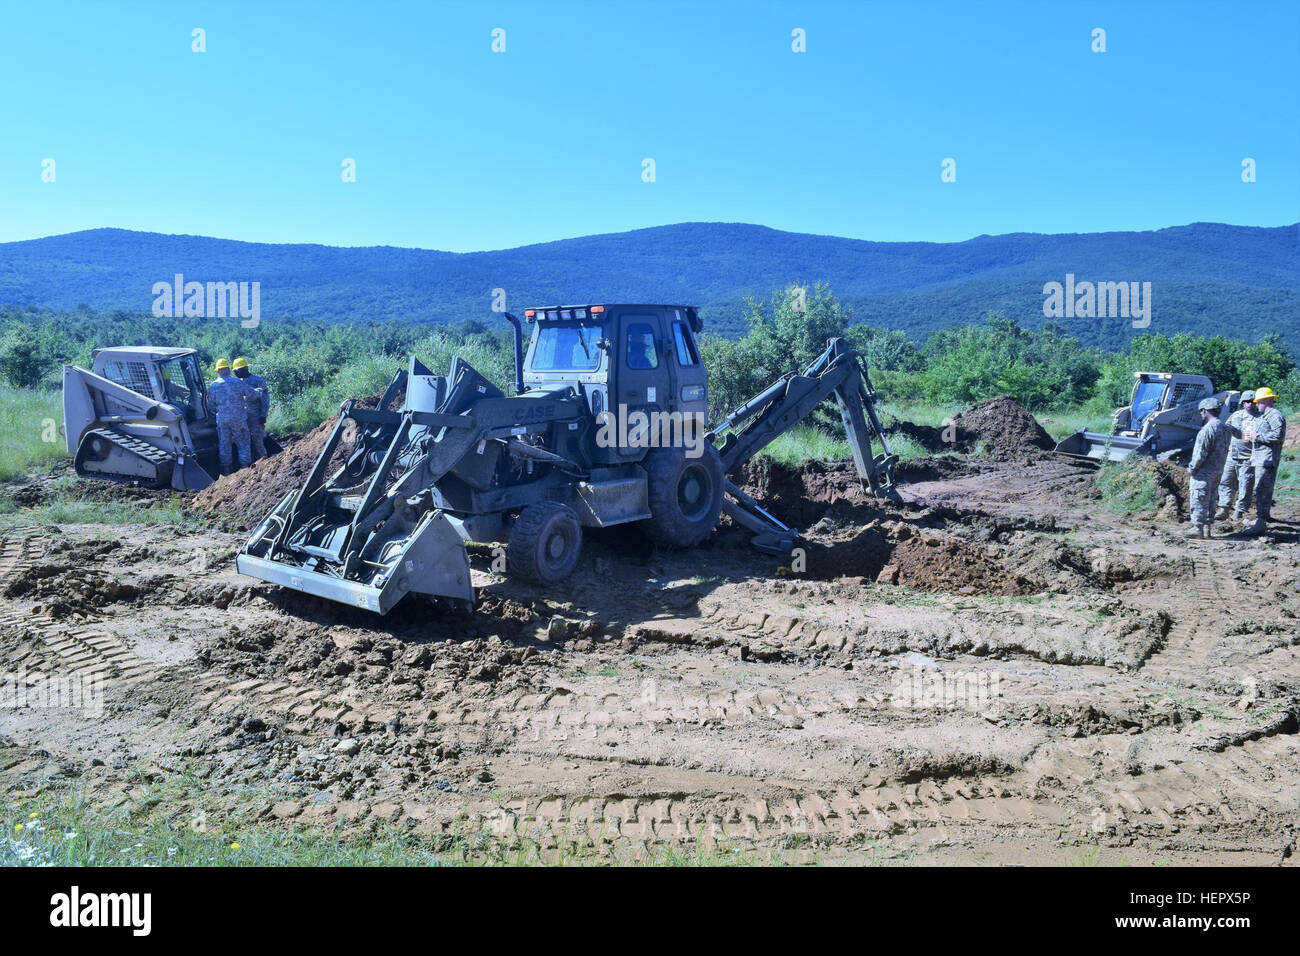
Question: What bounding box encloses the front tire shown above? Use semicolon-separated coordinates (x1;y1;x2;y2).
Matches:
508;501;583;584
640;444;724;548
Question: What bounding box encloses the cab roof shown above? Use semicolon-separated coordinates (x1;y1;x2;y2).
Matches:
91;346;197;360
524;304;701;331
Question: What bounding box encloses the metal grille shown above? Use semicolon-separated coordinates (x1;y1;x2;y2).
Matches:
1171;382;1201;405
101;361;154;398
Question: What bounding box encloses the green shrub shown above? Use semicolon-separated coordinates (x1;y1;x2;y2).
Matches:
0;387;66;480
1095;458;1163;513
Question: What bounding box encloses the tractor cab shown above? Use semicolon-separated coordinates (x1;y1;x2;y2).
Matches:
1119;372;1215;437
520;304;708;465
90;346;210;424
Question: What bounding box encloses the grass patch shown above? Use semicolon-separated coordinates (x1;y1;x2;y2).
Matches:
0;387;66;480
754;425;851;467
877;401;960;429
1275;449;1299;504
1;773;794;867
1035;407;1110;443
883;434;930;461
1094;457;1162;513
3;782;460;867
0;488;207;531
754;423;943;468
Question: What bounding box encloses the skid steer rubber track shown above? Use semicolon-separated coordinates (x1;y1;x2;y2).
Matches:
74;426;174;489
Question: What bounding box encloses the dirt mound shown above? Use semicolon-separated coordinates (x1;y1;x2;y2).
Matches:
951;395;1055;460
1154;460;1190;515
192;392;390;529
886;420;975;453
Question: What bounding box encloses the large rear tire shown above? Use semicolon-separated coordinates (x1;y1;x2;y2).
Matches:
640;445;724;548
508;501;584;584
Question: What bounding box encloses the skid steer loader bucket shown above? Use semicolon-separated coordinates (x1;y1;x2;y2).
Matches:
235;356;497;614
1053;430;1153;464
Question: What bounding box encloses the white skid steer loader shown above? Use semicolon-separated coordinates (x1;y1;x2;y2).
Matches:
63;346;279;491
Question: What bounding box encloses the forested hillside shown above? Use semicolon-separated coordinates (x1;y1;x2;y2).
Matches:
1;222;1295;350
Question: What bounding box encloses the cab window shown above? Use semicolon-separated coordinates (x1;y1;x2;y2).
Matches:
532;323;604;372
626;323;658;370
672;321;699;367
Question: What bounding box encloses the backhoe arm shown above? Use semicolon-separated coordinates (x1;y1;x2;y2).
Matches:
706;338;899;555
711;338;897;494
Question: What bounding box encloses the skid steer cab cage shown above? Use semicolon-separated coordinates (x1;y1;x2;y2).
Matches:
1052;371;1239;466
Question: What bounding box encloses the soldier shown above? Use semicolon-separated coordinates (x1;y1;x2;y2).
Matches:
1215;390;1258;523
231;356;270;462
1182;397;1230;539
206;358;253;475
1243;387;1287;536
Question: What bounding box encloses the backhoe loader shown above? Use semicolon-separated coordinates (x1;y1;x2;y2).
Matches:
237;305;897;613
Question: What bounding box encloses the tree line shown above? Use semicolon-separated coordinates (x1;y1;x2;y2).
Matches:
1;290;1295;435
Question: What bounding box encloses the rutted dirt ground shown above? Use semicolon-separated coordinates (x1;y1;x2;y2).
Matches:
3;407;1300;863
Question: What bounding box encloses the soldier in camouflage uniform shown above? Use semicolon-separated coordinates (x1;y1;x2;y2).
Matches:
1243;387;1287;536
1215;390;1258;522
232;356;270;462
206;358;253;474
1182;397;1230;539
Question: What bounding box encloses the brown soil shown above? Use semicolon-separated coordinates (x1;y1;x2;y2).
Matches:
4;407;1300;865
192;392;391;529
950;394;1056;460
801;519;1038;595
886;420;975;453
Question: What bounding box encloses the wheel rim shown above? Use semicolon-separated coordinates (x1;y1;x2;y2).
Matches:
546;531;567;561
541;523;575;571
677;463;713;522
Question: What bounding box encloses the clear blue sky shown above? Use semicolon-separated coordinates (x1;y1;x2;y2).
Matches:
2;0;1296;251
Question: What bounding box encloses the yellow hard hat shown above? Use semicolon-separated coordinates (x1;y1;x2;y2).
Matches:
214;358;231;372
1253;386;1278;402
231;356;250;371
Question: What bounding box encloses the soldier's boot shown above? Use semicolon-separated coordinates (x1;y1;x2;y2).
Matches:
1179;524;1205;538
1202;523;1213;539
1241;519;1267;537
1213;506;1231;521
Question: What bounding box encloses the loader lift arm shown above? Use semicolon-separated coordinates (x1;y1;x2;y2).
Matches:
708;337;899;553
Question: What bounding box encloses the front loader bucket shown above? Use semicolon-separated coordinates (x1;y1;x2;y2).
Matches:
235;358;498;615
237;492;475;614
1053;430;1150;464
172;454;215;491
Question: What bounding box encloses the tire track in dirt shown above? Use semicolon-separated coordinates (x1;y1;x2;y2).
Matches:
0;534;45;578
0;532;413;736
1141;554;1234;689
450;726;1298;848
